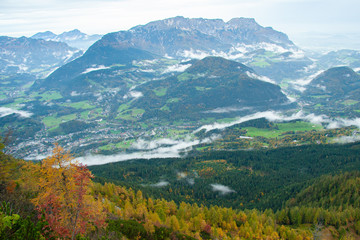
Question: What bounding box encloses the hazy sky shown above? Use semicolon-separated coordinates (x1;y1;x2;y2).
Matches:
1;0;359;49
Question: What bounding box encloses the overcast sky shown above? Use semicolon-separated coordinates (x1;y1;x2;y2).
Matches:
1;0;359;50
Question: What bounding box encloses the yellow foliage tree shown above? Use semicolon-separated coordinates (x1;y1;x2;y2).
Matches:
30;144;107;239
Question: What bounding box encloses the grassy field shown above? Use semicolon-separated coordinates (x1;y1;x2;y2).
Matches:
99;139;137;151
245;121;323;138
43;114;77;128
160;105;170;111
117;104;130;112
217;118;238;123
311;95;331;99
250;59;271;68
31;91;63;101
177;72;192;81
167;98;180;103
3;98;29;108
167;129;190;137
153;87;168;96
80;110;91;120
341;100;359;106
62;101;95;110
116;108;145;121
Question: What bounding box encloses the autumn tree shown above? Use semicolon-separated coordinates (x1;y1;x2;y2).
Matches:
31;144;106;239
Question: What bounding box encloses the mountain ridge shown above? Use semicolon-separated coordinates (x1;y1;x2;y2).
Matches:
39;16;299;91
0;36;82;77
31;29;102;50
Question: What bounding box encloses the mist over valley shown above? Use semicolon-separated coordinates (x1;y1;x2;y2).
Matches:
1;17;360;164
2;1;360;237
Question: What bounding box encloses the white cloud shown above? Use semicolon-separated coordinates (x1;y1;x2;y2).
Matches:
333;135;360;144
75;135;219;166
132;138;182;150
204;106;253;114
194;110;354;133
194;111;293;132
0;107;32;118
162;64;191;73
246;71;276;84
66;109;360;166
124;91;143;99
210;184;236;195
82;65;110;74
290;70;324;92
178;49;210;59
149;181;169;187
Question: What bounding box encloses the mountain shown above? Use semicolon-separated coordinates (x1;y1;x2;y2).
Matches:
31;31;57;40
38;16;307;92
0;36;83;78
304;66;360;99
301;66;360;116
107;16;295;57
32;29;102;50
130;57;292;120
33;42;157;93
317;49;360;70
286;171;360;209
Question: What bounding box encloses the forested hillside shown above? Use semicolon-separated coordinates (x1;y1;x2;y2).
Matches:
1;140;360;239
90;142;360;210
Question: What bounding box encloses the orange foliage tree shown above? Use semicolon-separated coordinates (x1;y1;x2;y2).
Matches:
31;144;106;239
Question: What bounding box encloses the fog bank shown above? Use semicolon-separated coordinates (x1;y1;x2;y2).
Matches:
0;107;33;118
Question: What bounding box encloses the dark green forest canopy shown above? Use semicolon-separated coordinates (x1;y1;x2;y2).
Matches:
90;142;360;210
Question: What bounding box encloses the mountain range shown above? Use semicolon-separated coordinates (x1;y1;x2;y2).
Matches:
40;16;304;89
1;16;360;159
0;36;82;78
31;29;102;50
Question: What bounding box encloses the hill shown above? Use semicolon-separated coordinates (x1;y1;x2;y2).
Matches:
130;57;292;120
286;171;360;209
89;142;360;210
2;141;360;239
301;66;360;117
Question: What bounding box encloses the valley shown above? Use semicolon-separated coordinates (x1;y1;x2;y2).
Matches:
1;14;360;239
1;18;360;163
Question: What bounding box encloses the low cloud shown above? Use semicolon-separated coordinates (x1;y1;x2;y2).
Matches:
326;118;360;129
195;110;360;133
177;172;187;179
194;111;303;133
162;64;191;73
149;181;169;187
210;184;236;195
76;135;219;166
204;106;252;114
333;135;360;144
124;91;143;99
178;49;210;59
75;110;360;166
0;107;32;118
246;71;276;84
291;70;324;92
132;138;179;150
187;178;195;185
82;65;110;74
